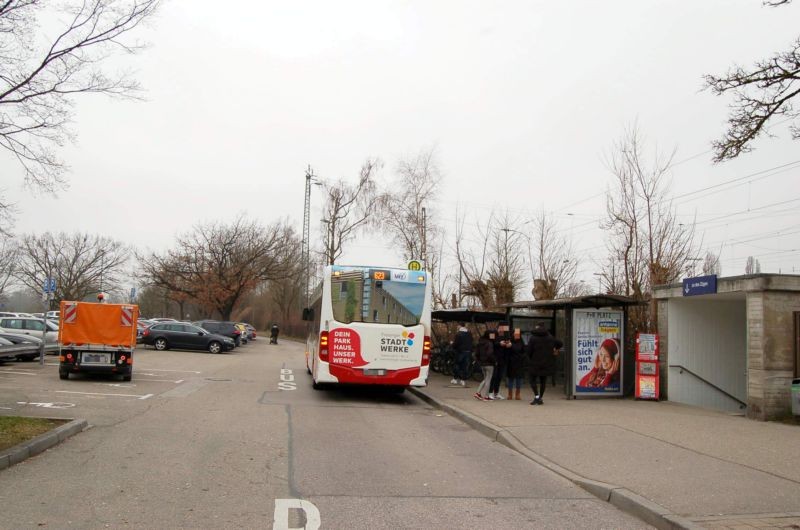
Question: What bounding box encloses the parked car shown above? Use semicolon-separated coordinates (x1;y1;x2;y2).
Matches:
245;324;257;340
0;317;59;346
141;322;235;354
235;323;249;344
46;310;60;321
136;320;154;343
0;332;43;361
150;317;177;322
195;320;242;346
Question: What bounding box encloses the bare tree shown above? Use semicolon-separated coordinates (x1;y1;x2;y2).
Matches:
0;0;159;196
15;231;129;302
745;256;762;274
602;125;697;331
0;236;18;303
454;209;527;309
529;209;579;300
139;216;299;320
320;159;379;265
704;0;799;161
377;148;441;263
702;250;722;276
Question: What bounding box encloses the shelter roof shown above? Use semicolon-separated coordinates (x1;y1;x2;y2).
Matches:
499;294;643;311
431;308;507;323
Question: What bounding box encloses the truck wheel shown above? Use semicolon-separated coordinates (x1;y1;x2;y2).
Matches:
208;341;222;354
154;338;168;351
59;370;69;380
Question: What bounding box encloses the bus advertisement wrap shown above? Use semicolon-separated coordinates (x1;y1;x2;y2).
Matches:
330;328;366;367
573;309;624;396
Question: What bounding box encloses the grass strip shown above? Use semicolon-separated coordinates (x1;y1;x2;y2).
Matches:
0;416;67;452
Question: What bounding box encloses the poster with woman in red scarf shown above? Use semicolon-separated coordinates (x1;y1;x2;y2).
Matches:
573;309;623;396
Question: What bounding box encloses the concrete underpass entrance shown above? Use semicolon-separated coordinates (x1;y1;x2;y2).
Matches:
655;274;800;421
665;293;747;414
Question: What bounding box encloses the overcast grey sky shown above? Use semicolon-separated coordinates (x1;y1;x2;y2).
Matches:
3;0;799;291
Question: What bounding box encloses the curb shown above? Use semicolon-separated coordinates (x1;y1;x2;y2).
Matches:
0;418;88;471
409;387;700;530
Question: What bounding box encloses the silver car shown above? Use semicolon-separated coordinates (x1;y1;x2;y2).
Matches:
0;317;59;345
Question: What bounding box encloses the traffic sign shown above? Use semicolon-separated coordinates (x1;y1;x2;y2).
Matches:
43;277;56;294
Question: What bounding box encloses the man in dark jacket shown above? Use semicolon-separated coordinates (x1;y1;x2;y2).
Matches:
526;322;563;405
450;323;473;386
489;323;512;399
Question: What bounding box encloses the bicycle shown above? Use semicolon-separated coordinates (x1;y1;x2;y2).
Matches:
430;345;455;376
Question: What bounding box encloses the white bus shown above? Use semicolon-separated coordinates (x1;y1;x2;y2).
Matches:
303;265;432;391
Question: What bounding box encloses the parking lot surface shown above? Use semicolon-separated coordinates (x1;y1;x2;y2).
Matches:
1;339;649;529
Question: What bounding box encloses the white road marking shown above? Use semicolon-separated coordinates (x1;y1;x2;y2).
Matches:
55;390;153;400
16;401;76;409
0;370;38;376
135;368;201;374
273;499;321;530
0;406;12;410
134;377;185;383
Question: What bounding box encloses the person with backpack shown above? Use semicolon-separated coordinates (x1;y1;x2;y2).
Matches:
474;330;496;401
450;322;473;387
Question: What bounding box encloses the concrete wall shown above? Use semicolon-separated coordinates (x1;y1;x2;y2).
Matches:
667;298;747;414
746;291;800;421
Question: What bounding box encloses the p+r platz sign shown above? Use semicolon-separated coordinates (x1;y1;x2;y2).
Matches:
682;274;717;296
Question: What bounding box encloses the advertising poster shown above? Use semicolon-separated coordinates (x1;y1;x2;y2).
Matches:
573;309;624;396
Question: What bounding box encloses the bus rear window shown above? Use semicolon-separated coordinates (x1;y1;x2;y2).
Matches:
330;270;425;326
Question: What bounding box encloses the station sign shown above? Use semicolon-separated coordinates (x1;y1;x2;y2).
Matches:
682;274;717;296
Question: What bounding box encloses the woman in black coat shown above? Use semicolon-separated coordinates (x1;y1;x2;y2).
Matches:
474;330;496;401
526;323;563;405
506;328;526;400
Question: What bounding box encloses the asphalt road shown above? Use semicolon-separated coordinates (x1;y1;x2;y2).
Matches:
0;338;650;529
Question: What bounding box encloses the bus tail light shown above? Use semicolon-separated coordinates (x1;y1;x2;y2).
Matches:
421;336;431;366
319;331;329;362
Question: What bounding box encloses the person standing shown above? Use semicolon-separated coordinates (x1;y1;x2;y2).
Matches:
474;330;496;401
526;322;563;405
450;322;473;387
506;328;526;400
488;323;511;400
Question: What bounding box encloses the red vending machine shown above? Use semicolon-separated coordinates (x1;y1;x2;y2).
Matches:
635;333;659;400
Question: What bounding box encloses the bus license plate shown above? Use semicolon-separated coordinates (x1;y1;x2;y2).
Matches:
363;369;386;376
82;352;111;364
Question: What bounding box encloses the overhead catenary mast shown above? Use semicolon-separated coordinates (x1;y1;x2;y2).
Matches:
302;165;320;307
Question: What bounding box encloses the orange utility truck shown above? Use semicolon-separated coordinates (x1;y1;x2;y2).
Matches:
58;301;138;381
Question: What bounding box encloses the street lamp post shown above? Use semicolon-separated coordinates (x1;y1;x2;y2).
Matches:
501;227;535;287
593;272;603;294
321;218;332;266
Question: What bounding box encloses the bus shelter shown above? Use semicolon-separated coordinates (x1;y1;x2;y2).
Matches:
500;294;643;399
